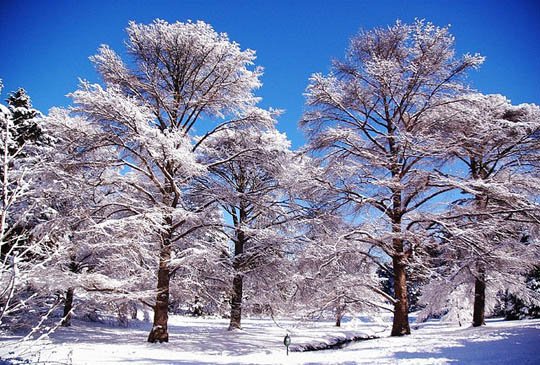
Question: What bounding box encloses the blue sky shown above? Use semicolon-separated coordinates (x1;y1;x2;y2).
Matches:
1;0;539;148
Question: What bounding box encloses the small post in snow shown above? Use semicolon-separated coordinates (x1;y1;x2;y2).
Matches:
283;333;291;356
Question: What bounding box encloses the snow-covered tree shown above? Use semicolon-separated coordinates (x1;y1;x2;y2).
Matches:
196;121;300;330
0;86;53;329
502;265;540;320
301;20;484;336
34;108;229;330
69;19;267;343
26;108;121;327
418;93;540;326
0;89;20;324
294;212;390;326
5;88;43;154
0;86;44;237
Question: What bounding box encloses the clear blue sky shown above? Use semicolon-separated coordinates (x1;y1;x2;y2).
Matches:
1;0;539;148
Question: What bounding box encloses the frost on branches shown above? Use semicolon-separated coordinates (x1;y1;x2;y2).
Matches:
0;85;55;330
196;118;302;330
33;108;142;328
3;17;540;349
417;93;540;326
66;19;267;343
301;20;484;336
294;210;391;327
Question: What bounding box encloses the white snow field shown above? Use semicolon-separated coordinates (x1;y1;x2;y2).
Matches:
1;315;539;364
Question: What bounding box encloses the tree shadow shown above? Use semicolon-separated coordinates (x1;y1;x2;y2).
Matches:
392;327;540;364
47;318;280;357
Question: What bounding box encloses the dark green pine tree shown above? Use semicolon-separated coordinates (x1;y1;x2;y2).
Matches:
503;266;540;320
6;88;42;153
1;88;45;257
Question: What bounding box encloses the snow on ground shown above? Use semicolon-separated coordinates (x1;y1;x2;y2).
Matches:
1;315;539;364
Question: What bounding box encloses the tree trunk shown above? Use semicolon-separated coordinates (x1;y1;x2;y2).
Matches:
147;243;171;343
390;195;410;336
228;201;247;331
391;254;410;336
472;190;488;328
335;303;345;327
131;302;138;320
61;287;74;327
388;160;410;336
228;228;245;330
472;265;486;327
228;273;243;330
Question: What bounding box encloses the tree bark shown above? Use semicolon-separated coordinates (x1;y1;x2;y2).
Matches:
391;253;410;336
61;287;74;327
390;186;410;336
387;136;410;336
228;228;245;330
472;190;488;328
335;303;345;327
472;265;486;327
228;201;247;331
147;242;171;343
228;273;243;330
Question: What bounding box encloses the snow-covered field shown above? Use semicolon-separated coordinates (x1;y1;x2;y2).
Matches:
1;315;539;364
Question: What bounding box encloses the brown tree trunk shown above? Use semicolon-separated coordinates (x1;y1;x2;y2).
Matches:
228;273;243;330
472;190;488;328
228;228;245;330
472;265;486;327
391;253;410;336
61;287;74;327
388;155;410;336
390;192;410;336
228;202;247;331
335;303;345;327
147;243;171;343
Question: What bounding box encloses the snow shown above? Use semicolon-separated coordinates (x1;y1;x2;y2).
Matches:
1;315;539;364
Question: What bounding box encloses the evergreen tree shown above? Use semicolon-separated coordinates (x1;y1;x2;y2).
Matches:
5;88;42;154
503;266;540;320
0;87;51;328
